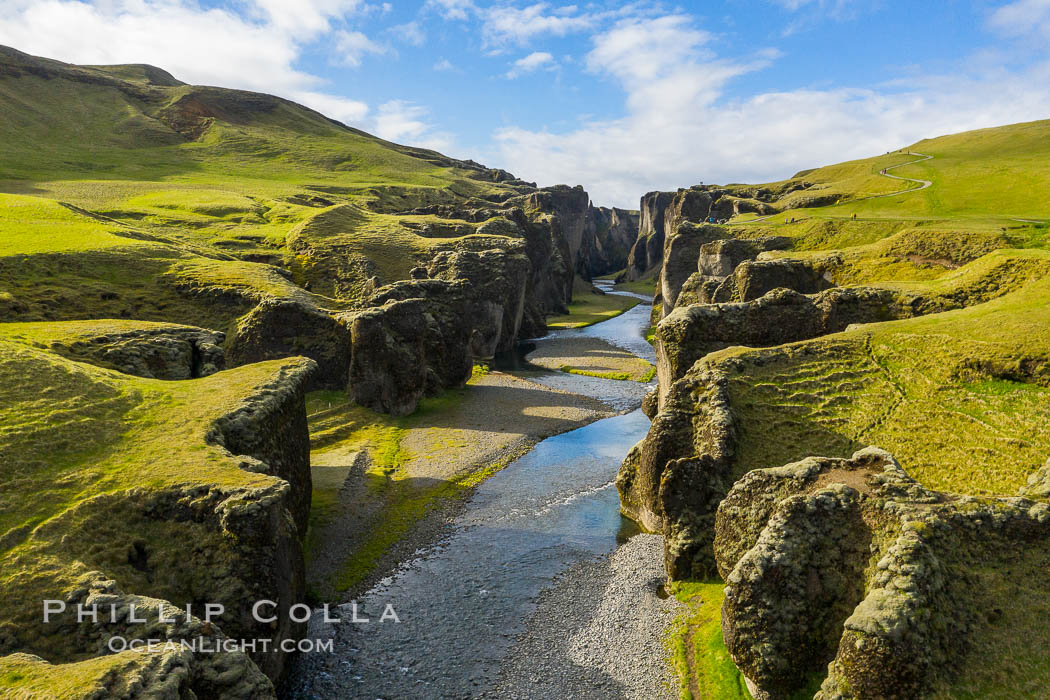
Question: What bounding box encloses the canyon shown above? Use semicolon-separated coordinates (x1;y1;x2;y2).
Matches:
2;44;1050;700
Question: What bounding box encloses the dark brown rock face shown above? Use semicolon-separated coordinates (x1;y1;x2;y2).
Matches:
621;190;675;282
659;222;726;313
346;298;430;416
620;187;758;284
346;279;479;416
525;185;593;276
589;206;640;276
51;325;225;379
428;247;531;356
226;298;352;390
715;448;1050;700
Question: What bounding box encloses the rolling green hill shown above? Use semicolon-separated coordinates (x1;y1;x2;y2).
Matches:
0;45;546;329
736;119;1050;222
0;44;527;272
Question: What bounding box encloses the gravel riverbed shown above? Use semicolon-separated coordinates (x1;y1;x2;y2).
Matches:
491;534;681;700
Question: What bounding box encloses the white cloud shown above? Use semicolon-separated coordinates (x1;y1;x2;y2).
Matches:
374;100;430;140
373;100;453;151
769;0;858;16
250;0;363;37
586;15;713;84
433;58;455;71
506;51;555;78
0;0;315;94
482;3;595;50
425;0;476;20
990;0;1050;38
491;12;1050;208
336;30;389;66
389;21;426;46
293;90;370;125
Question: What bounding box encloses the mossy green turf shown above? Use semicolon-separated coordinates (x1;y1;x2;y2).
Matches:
929;536;1050;698
547;277;641;329
0;194;154;255
0;650;178;698
727;121;1050;293
713;272;1050;497
700;122;1050;500
665;121;1050;697
666;581;775;700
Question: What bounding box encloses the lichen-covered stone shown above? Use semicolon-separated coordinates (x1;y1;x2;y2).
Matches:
655;286;912;395
676;236;793;308
617;366;735;577
226;297;351;390
713;447;1050;700
659;222;726;313
52;325;226;379
732;258;837;302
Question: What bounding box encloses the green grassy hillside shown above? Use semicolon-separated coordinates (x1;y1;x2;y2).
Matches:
0;44;528;316
732;120;1050;251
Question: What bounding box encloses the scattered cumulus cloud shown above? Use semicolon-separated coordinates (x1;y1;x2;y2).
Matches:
425;0;476;21
433;58;455;71
335;30;389;66
296;90;371;124
768;0;859;16
389;21;426;46
374;100;454;151
989;0;1050;39
482;3;595;50
248;0;364;37
506;51;556;78
491;10;1050;207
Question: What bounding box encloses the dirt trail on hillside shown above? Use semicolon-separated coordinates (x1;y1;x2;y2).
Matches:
865;151;933;198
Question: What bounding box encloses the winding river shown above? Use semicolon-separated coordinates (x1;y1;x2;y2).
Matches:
291;286;662;699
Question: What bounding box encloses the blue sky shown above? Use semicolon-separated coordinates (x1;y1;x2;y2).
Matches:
2;0;1050;206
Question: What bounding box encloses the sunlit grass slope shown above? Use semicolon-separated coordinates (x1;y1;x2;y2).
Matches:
0;44;516;279
731;120;1050;257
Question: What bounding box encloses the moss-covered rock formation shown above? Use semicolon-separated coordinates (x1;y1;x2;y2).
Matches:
0;327;315;696
621;271;1050;579
715;447;1050;699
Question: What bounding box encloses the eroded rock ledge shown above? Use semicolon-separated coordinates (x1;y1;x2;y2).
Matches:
0;344;317;698
715;448;1050;699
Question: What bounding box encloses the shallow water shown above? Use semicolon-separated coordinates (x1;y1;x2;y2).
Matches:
291;295;655;699
544;281;657;365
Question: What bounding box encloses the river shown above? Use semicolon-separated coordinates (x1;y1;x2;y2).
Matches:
290;286;674;699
